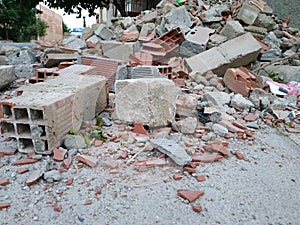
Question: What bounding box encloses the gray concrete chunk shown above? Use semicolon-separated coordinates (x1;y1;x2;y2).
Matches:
0;65;16;90
150;139;191;166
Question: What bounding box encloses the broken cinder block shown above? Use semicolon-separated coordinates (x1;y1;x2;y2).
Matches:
224;67;260;97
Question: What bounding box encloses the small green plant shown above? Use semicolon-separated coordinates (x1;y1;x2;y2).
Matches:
69;128;78;135
268;72;286;83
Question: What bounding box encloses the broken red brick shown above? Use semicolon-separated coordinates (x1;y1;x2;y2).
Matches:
13;158;38;166
53;147;67;161
17;168;29;174
196;175;206;182
133;122;149;136
173;173;184;181
104;160;119;169
76;155;98;167
244;113;258;122
26;170;43;186
96;187;102;195
231;150;250;162
62;156;72;169
192;153;223;163
223;67;259;97
84;200;93;205
184;167;197;174
67;178;74;185
94;140;103;147
192;205;203;213
177;190;204;203
0;203;11;209
204;143;228;157
224;132;234;139
0;179;10;186
54;202;61;212
145;158;166;167
219;120;244;133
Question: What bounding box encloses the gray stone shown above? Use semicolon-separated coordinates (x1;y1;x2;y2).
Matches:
244;25;267;36
263;32;281;49
231;94;254;110
237;3;259;25
180;40;205;58
0;45;20;56
249;88;271;110
86;35;102;47
7;50;36;65
204;91;231;107
201;5;227;23
259;65;300;83
68;148;78;157
260;47;282;61
150;139;191;166
164;6;193;29
121;17;134;28
135;136;150;143
94;24;115;40
246;122;260;129
173;117;197;134
44;170;63;183
101;41;137;62
15;64;35;78
62;36;87;49
220;20;245;40
64;135;87;149
141;10;158;23
0;65;15;90
254;14;277;32
115;78;178;127
212;124;228;137
139;23;155;38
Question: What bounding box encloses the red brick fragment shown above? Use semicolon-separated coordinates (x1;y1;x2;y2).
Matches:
204;143;228;157
17;168;29;174
184;167;197;174
224;132;234;139
26;170;43;186
94;140;103;147
13;158;38;166
192;153;223;163
53;147;67;161
244;113;258;122
76;155;98;167
67;178;74;185
192;205;203;213
196;175;206;182
0;179;10;186
0;203;11;209
177;190;204;203
84;200;93;205
173;173;184;181
62;156;72;169
54;202;61;212
96;188;102;195
133;122;149;136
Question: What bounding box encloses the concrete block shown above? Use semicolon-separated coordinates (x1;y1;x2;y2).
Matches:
0;55;8;65
220;20;245;40
115;78;177;127
237;3;259;25
165;6;193;29
6;50;36;65
15;65;35;78
101;41;138;62
218;33;262;70
17;73;108;124
94;24;115;40
141;10;158;23
62;36;87;50
0;65;16;90
188;32;260;75
185;47;229;75
42;53;78;68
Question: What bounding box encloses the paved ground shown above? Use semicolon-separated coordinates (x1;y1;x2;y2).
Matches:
0;126;299;225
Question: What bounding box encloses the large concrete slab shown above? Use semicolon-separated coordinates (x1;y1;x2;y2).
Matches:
185;33;262;75
115;78;178;127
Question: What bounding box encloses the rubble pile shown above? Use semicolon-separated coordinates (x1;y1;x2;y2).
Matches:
0;0;300;213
